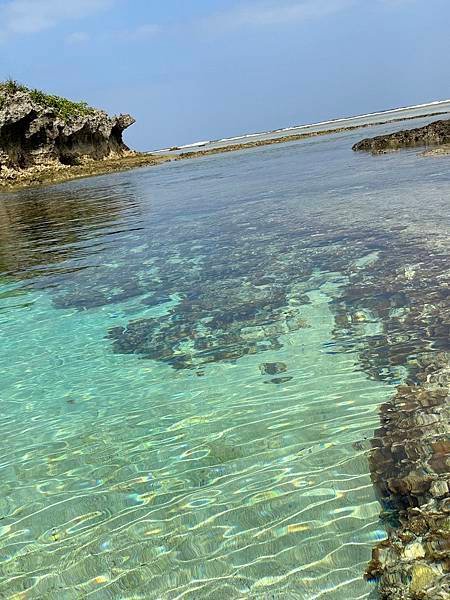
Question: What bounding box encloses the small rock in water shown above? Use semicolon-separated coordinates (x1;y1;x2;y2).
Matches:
402;541;425;560
410;564;437;594
259;362;288;375
430;479;448;498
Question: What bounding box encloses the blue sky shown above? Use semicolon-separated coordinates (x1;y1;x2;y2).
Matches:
0;0;449;150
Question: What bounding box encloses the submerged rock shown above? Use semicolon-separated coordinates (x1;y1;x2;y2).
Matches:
259;362;288;375
353;118;450;153
365;353;450;599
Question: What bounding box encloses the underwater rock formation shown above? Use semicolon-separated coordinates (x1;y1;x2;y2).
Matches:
103;222;394;371
328;230;450;597
353;119;450;153
332;241;450;383
0;80;135;174
108;295;309;370
365;353;450;599
50;217;372;370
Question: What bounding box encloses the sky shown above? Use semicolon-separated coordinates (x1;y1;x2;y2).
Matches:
0;0;449;150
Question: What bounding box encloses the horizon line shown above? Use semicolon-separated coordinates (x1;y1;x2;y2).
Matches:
151;98;450;153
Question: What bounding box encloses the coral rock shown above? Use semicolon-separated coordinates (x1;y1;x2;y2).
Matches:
0;82;135;172
353;119;450;153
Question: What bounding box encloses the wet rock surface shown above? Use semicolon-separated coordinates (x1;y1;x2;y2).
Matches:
364;354;450;599
353;118;450;154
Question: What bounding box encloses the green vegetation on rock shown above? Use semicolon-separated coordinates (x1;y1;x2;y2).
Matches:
0;78;96;121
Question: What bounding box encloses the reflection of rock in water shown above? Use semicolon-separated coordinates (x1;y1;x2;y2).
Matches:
0;187;128;278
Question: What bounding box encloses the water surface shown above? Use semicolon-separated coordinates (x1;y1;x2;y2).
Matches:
0;116;449;599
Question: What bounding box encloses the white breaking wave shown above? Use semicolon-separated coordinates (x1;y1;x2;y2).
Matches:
153;140;211;153
179;140;211;149
264;99;450;135
215;99;450;143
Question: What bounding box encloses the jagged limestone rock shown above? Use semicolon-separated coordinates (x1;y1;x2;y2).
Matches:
0;82;135;172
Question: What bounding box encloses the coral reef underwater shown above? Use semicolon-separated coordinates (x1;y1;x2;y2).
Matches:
6;176;449;597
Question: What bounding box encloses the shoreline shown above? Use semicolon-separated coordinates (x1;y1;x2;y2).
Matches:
0;153;173;193
1;110;449;193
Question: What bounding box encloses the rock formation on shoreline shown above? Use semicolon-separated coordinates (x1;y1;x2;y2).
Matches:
352;118;450;153
0;80;136;179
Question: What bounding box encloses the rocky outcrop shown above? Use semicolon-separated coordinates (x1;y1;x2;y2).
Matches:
366;353;450;599
353;119;450;153
0;82;136;173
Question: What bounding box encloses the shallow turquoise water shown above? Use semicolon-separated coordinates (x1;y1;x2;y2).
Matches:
0;118;449;599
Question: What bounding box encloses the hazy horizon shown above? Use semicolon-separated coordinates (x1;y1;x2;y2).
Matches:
1;0;449;150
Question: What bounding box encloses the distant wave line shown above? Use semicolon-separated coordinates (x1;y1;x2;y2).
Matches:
152;99;450;153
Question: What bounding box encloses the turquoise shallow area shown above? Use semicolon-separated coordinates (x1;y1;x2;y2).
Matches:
0;116;449;598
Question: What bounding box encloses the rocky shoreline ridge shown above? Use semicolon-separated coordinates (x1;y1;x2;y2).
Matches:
353;118;450;154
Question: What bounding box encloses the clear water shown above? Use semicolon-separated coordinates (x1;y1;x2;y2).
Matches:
0;117;449;599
